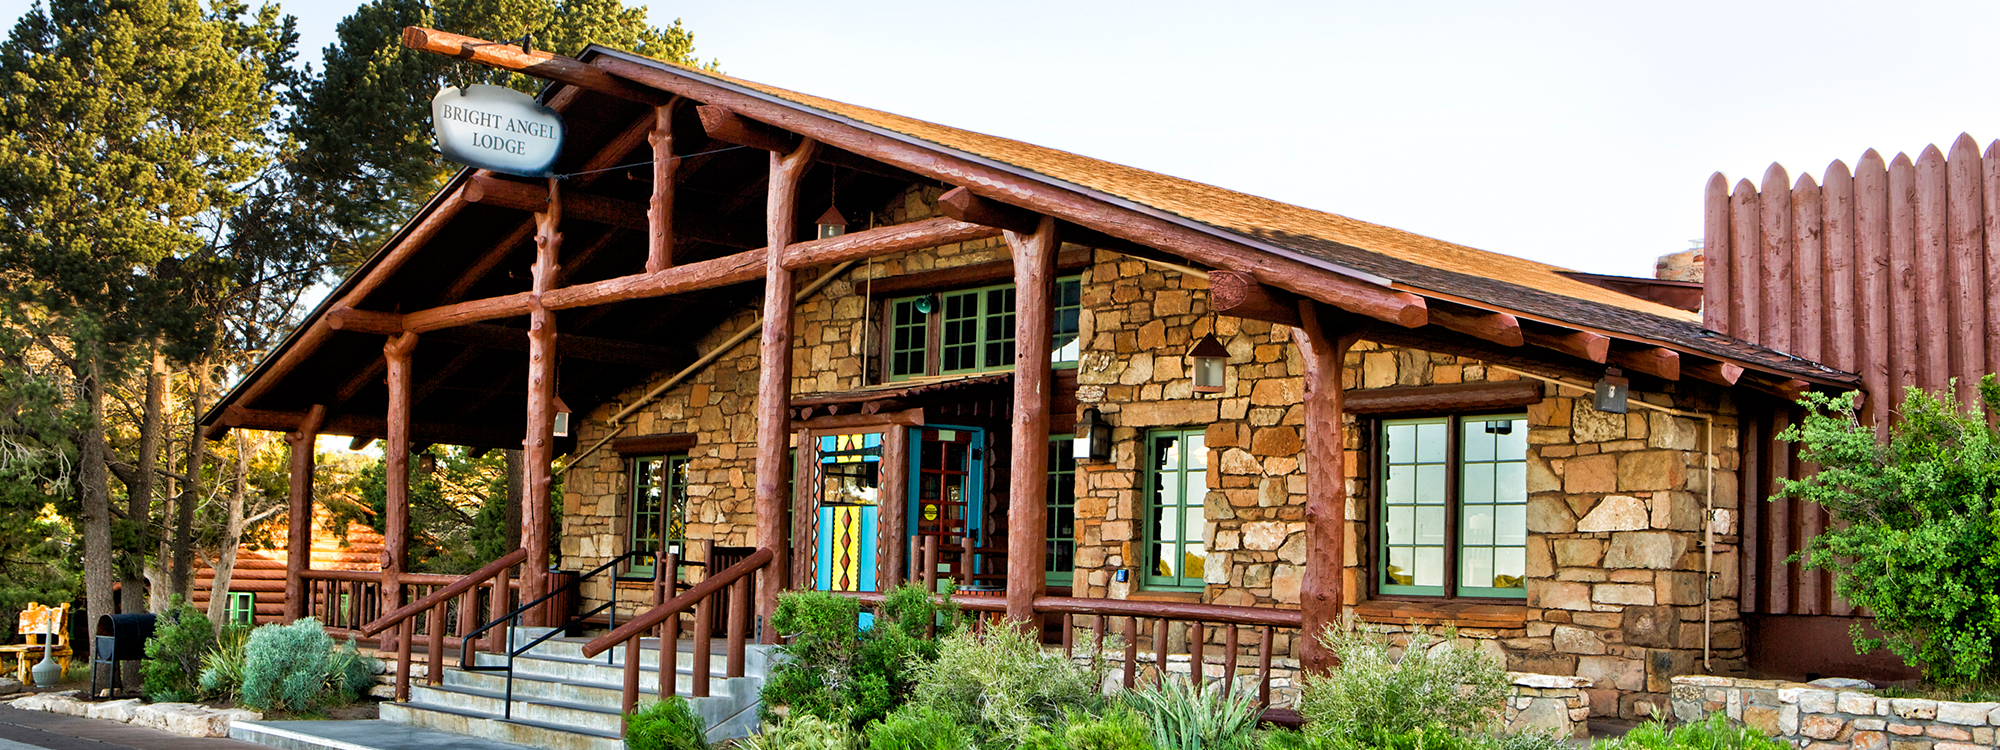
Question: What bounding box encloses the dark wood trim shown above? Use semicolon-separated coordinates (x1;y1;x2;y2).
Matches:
403;27;672;105
863;247;1094;297
1343;380;1544;415
613;433;698;456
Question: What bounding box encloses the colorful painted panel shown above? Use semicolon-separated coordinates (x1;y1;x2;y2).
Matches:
815;505;878;592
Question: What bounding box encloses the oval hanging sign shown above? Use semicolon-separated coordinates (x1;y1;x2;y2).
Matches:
431;84;565;177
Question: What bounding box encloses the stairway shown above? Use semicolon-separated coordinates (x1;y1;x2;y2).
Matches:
376;628;772;750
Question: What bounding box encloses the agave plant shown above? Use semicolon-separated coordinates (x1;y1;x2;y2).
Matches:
1124;675;1263;750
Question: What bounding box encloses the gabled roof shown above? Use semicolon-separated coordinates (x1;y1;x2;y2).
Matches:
590;47;1854;387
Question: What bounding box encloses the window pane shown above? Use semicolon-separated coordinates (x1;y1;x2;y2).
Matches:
1456;415;1528;597
1147;430;1207;589
1380;418;1448;594
941;291;980;372
1462;547;1493;590
983;287;1016;368
1415;547;1444;587
1387;548;1415;585
1052;278;1082;365
1386;424;1414;464
1497;504;1526;546
1416;465;1447;504
1416;423;1447;462
1494;548;1526;587
890;298;927;379
1464;503;1495;546
1416;506;1446;544
1386;506;1413;545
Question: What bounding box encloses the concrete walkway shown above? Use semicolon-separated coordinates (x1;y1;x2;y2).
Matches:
0;705;256;750
231;721;538;750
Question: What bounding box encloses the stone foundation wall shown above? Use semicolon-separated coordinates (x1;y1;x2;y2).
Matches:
1672;675;2000;749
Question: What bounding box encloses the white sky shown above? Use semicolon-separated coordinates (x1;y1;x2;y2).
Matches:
7;0;2000;277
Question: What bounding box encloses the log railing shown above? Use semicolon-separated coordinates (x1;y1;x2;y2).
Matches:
579;545;774;721
349;548;532;702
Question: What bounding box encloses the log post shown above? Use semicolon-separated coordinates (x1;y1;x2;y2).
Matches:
383;333;418;646
282;405;326;622
755;139;819;640
1005;215;1059;630
1295;300;1358;674
876;426;909;589
523;178;563;625
647;99;679;273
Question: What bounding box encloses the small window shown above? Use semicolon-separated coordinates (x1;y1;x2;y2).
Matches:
225;592;255;626
627;453;690;577
887;277;1082;380
1144;428;1209;591
1046;437;1078;585
1377;415;1528;598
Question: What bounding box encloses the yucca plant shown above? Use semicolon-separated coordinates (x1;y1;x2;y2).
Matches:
1124;676;1263;750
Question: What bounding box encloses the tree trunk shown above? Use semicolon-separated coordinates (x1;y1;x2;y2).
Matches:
79;356;115;682
123;352;166;615
206;431;254;630
172;358;207;599
505;449;523;551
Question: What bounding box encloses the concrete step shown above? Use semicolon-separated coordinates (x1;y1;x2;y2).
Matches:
467;651;745;696
380;701;622;750
409;683;624;735
230;719;540;750
509;633;774;676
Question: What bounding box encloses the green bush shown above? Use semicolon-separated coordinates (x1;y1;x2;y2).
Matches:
241;618;335;712
742;713;854;750
197;625;253;700
142;596;217;703
1296;623;1508;741
625;695;710;750
1047;706;1150;750
865;704;972;750
1779;379;2000;684
1593;713;1785;750
1125;677;1262;750
325;638;379;704
905;619;1107;750
760;584;961;729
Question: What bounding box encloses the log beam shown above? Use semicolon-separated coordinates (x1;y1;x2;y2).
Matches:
1523;325;1609;363
327;307;406;335
780;217;998;269
467;175;647;231
648;101;679;272
382;333;417;650
1683;359;1745;386
400;27;672;105
756;138;818;640
1608;346;1681;381
218;406;527;448
1429;305;1524;347
1209;270;1302;327
696;105;924;183
281;405;326;622
1005;215;1058;631
522;178;562;625
1295;301;1360;674
939;186;1042;235
428;324;693;369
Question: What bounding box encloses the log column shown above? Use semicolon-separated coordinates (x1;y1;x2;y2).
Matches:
523;179;563;625
1005;216;1059;629
282;404;327;622
1295;300;1359;674
755;139;819;640
382;333;417;644
646;100;678;273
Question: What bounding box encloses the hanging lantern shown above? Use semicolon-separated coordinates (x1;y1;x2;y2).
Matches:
816;204;848;239
1593;367;1629;414
553;395;574;437
1074;407;1112;463
1186;333;1230;394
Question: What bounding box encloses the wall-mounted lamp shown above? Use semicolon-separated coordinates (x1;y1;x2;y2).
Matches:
1593;367;1629;414
912;294;937;315
1186;333;1230;394
553;395;574;437
816;205;848;239
1074;407;1112;462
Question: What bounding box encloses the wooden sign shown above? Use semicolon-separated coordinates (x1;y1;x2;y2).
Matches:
431;84;565;177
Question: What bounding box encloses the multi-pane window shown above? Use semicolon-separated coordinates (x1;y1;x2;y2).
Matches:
887;277;1082;380
225;591;255;626
627;453;690;577
1377;415;1528;598
1144;428;1209;591
1046;437;1077;585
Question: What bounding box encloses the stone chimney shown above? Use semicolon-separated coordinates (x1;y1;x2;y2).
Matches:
1655;241;1703;282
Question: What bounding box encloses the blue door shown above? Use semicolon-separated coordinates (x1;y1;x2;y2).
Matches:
812;431;884;592
907;425;985;583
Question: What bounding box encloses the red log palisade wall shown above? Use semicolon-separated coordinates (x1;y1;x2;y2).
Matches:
1704;134;1996;667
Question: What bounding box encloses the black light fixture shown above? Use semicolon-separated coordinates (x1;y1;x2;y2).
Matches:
1593;367;1629;414
1074;407;1112;462
1186;333;1230;394
816;204;848;239
552;395;574;437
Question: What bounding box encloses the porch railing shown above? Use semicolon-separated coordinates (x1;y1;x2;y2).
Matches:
356;548;531;701
579;546;774;720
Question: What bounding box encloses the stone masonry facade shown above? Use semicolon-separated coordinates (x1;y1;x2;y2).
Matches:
559;188;1745;718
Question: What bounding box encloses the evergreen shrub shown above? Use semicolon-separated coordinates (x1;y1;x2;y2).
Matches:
1295;623;1507;741
863;704;970;750
741;712;854;750
625;695;710;750
241;617;333;712
1591;713;1785;750
760;583;960;729
904;619;1107;750
141;596;216;702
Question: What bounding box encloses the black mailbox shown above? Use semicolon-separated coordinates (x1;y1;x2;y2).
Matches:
91;613;155;698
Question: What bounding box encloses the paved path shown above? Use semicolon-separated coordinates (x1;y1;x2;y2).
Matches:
0;706;257;750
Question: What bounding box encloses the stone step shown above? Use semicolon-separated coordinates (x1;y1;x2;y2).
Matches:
380;701;622;750
468;651;744;695
509;633;773;676
408;683;624;735
442;662;758;705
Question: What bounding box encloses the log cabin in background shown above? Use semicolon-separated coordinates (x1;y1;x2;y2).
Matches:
188;508;386;628
195;27;1881;737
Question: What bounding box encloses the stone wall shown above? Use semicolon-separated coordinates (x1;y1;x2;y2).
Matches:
1673;675;2000;749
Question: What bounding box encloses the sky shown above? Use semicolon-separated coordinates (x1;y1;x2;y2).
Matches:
6;1;2000;278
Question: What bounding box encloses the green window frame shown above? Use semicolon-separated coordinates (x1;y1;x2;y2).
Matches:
887;276;1082;381
627;453;691;578
1046;437;1078;586
1377;414;1528;599
1143;427;1209;591
225;591;254;626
